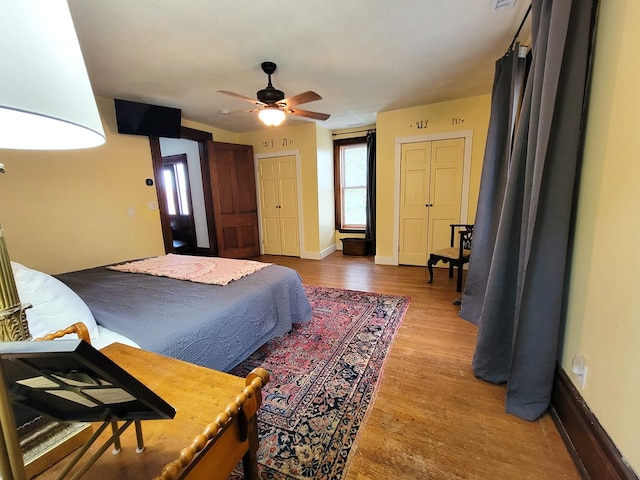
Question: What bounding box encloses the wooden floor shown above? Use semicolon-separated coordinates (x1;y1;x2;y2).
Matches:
253;252;580;480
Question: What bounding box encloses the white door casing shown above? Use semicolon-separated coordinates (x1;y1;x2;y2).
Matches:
385;131;472;266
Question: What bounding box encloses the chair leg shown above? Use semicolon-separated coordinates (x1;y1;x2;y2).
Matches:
456;263;463;292
427;257;435;284
448;263;454;278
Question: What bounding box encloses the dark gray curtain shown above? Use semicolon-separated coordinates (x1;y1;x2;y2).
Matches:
460;46;528;326
459;0;597;421
365;131;376;254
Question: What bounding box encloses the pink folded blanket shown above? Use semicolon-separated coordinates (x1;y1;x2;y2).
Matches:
108;254;271;286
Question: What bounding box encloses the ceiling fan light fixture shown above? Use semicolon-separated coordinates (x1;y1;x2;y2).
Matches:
219;61;329;127
259;107;285;126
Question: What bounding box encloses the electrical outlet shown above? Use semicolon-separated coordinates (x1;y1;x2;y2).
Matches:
127;206;135;216
576;365;587;389
572;354;587;389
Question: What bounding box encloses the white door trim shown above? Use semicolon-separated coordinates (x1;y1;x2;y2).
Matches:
254;150;304;256
389;130;473;266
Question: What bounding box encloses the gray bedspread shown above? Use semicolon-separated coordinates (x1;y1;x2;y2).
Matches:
56;263;311;372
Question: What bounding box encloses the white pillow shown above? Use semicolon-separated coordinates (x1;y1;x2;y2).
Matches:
10;262;100;340
91;326;140;350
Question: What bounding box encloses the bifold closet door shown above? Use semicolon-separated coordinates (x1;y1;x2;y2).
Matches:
258;155;300;256
398;138;464;266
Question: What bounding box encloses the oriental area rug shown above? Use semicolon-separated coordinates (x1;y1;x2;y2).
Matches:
230;285;410;480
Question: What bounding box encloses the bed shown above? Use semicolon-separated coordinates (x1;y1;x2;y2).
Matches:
11;257;312;373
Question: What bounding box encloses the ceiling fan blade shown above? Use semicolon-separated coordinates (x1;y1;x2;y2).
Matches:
218;90;265;106
278;91;322;107
286;107;330;121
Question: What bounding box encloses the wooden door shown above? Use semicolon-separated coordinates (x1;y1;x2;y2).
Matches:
258;158;282;255
399;142;431;265
428;138;465;252
258;155;300;256
206;141;260;258
398;138;464;266
275;155;300;256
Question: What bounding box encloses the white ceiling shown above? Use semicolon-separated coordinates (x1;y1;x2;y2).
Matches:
67;0;531;133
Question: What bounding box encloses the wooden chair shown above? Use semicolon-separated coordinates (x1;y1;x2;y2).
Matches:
427;224;473;292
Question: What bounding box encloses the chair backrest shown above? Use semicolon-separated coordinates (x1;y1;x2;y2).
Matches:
459;225;473;253
449;224;473;257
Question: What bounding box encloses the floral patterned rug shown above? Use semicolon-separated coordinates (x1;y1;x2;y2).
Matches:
230;285;410;480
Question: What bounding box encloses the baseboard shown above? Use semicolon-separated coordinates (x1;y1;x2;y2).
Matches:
298;244;336;260
373;255;397;265
551;364;638;480
319;244;336;259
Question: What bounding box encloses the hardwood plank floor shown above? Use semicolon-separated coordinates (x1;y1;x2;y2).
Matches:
253;252;579;480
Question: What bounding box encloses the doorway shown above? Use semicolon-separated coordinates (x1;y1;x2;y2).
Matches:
149;127;217;256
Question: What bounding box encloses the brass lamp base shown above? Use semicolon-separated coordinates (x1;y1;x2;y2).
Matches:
0;225;31;479
0;305;31;342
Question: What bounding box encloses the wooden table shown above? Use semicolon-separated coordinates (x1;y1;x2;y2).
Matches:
34;343;268;480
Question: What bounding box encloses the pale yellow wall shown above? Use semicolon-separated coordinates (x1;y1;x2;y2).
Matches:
375;95;491;263
315;124;336;256
0;96;166;274
0;93;489;271
561;0;640;472
238;123;322;257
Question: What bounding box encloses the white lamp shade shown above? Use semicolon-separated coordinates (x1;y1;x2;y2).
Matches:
258;107;286;127
0;0;105;150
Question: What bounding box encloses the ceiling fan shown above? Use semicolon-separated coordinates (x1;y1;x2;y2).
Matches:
218;61;330;126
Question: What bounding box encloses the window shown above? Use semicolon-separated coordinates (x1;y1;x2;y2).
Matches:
162;159;191;216
334;137;367;231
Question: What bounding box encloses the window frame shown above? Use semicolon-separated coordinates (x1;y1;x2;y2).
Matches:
333;136;368;233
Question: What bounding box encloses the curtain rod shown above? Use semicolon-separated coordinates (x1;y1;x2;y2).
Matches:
508;4;532;51
332;128;376;137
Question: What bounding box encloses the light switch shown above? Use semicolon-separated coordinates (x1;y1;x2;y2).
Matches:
127;207;135;216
